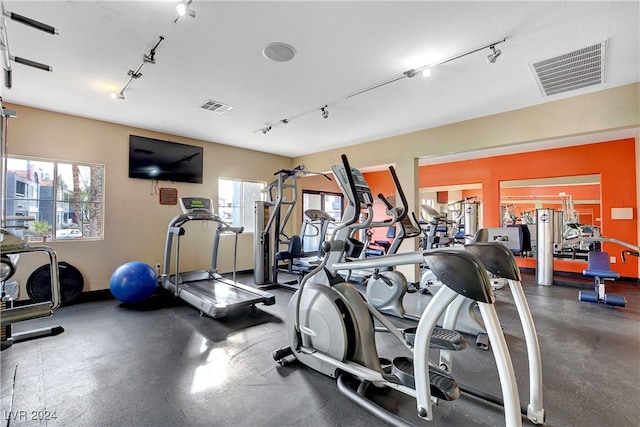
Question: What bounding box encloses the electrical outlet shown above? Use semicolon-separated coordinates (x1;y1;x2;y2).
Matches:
610;256;616;264
155;263;161;271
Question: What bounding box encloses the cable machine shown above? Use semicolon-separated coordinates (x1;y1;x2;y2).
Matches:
254;165;331;290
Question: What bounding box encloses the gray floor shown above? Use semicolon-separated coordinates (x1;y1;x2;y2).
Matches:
1;272;639;427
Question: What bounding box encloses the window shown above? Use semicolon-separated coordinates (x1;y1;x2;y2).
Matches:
218;178;264;232
5;156;104;241
301;190;343;253
15;181;26;197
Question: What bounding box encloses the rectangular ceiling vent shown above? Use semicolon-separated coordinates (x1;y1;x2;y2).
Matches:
529;40;607;97
200;99;233;114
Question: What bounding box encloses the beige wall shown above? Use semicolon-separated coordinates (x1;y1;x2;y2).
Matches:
6;103;293;294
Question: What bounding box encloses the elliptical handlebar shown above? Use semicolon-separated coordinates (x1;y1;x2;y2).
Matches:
371;193;399;227
362;165;409;230
378;193;393;211
622;249;640;263
341;155;360;224
388;166;409;222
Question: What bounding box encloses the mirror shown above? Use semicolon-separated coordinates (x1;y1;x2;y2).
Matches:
418;183;483;246
499;174;600;227
500;174;601;259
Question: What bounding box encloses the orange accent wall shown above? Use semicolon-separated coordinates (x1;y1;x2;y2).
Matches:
418;138;638;278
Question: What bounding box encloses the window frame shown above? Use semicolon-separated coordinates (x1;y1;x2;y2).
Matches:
4;155;105;242
301;190;344;253
217;177;265;233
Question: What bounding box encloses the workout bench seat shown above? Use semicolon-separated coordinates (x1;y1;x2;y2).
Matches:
580;251;625;307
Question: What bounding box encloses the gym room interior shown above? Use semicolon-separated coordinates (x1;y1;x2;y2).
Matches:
1;1;639;426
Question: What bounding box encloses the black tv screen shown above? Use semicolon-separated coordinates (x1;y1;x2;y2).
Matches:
129;135;203;184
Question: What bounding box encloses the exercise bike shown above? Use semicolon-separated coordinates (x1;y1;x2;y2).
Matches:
274;155;526;426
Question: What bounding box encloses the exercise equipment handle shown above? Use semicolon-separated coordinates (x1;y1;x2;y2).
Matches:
375;193;399;226
0;229;61;326
387;166;408;222
621;249;639;263
378;193;393;211
341;154;361;227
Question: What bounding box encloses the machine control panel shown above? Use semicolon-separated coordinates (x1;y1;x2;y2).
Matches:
332;165;373;207
180;197;214;219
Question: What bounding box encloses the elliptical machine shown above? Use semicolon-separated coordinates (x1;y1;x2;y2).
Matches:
364;166;423;319
274;155;524;426
365;166;491;349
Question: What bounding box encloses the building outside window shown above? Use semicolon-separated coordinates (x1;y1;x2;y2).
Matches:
4;156;104;241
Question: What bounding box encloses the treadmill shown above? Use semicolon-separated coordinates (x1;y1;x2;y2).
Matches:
161;197;275;318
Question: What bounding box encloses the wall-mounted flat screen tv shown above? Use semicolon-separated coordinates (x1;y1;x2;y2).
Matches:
129;135;203;184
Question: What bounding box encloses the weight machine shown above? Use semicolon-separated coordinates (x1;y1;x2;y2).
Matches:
1;97;63;350
1;230;63;349
253;165;331;290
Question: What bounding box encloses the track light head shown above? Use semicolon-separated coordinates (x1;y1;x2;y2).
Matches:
488;45;502;64
175;1;196;21
143;53;156;64
111;90;125;100
321;106;329;119
262;126;272;134
404;69;417;78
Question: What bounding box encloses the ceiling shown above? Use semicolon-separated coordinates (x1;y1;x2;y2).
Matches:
1;1;638;158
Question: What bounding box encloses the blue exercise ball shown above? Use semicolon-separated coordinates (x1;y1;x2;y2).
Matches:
109;261;157;304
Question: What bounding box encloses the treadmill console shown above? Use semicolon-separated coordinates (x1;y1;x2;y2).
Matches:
180;197;214;219
332;164;373;207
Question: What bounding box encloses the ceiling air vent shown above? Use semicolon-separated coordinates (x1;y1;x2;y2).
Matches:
529;40;607;97
200;99;233;114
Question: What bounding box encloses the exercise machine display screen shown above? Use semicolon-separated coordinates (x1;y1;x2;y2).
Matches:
180;197;213;215
334;165;373;206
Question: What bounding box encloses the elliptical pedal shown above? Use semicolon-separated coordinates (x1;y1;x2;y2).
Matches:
384;356;460;401
402;326;469;351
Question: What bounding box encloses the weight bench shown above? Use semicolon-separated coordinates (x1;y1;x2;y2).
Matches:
580;251;626;307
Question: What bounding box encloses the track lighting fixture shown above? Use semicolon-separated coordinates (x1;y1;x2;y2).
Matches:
487;45;502;64
404;68;432;78
111;90;125;100
173;0;196;23
347;37;506;99
112;36;164;100
257;37;505;134
0;1;58;89
257;103;332;135
404;69;418;78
